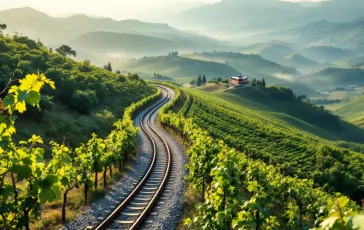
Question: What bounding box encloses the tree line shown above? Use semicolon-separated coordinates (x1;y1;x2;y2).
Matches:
190;74;207;86
252;78;266;87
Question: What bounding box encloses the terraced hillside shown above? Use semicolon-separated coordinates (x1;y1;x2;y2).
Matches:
179;85;364;202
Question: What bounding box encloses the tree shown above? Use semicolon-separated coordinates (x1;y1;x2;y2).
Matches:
0;22;6;34
202;75;207;85
190;79;197;86
252;78;257;86
56;45;76;57
197;75;202;87
262;78;266;88
116;70;121;74
107;62;112;72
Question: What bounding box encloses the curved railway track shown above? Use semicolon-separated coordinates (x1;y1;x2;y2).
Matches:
93;86;173;230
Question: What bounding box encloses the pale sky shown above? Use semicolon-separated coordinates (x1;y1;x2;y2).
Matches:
0;0;325;20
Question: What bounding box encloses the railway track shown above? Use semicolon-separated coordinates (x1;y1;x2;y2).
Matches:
92;86;173;230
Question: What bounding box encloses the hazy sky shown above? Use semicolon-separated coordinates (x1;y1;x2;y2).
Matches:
0;0;325;20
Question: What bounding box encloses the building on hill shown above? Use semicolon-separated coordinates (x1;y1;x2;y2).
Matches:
230;74;249;85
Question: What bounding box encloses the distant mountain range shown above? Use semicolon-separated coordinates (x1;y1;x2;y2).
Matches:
69;31;215;56
265;17;364;52
239;42;349;70
0;7;228;64
166;0;364;31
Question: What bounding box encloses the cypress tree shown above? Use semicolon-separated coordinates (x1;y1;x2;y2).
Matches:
262;78;266;88
107;62;112;72
252;78;257;86
197;75;202;86
202;75;207;85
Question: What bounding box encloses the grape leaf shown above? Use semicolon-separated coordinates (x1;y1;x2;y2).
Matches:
25;90;40;106
11;164;32;180
39;187;57;204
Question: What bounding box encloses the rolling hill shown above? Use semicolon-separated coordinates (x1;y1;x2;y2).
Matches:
183;52;299;80
0;34;156;150
241;42;295;62
180;83;364;203
240;42;319;69
118;56;241;83
303;67;364;89
182;52;320;96
69;31;210;56
190;84;364;142
326;95;364;128
283;54;319;69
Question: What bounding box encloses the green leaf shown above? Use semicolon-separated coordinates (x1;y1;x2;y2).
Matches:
3;94;15;107
60;177;69;187
11;164;32;180
17;90;28;102
247;181;258;192
25;90;40;106
38;175;59;189
39;187;57;204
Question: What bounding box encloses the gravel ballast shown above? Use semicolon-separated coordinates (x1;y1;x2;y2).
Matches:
141;88;188;230
63;87;188;230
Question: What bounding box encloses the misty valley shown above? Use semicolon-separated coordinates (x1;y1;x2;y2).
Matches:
0;0;364;229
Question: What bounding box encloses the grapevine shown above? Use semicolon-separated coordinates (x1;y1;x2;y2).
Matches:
0;74;161;228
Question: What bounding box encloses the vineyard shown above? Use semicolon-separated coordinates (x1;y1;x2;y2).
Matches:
0;74;161;229
182;88;364;202
156;82;364;229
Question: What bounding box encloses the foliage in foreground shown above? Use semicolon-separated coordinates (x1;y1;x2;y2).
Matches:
0;73;160;229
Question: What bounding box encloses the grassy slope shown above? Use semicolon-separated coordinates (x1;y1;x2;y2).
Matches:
191;84;356;141
119;56;240;83
326;94;364;128
182;85;364;201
